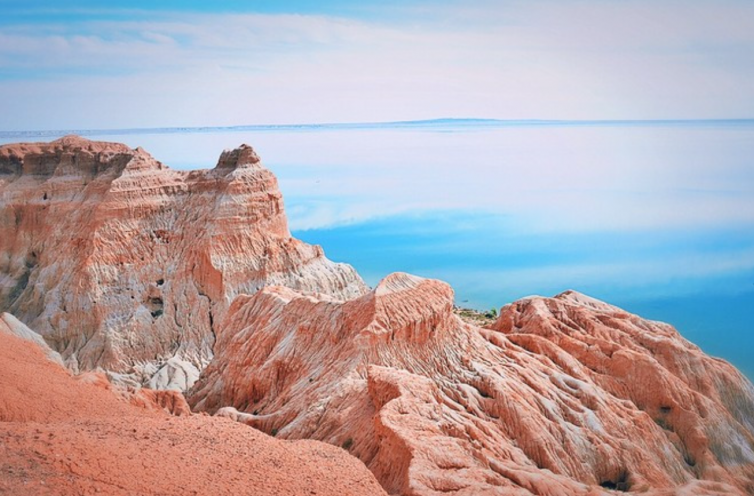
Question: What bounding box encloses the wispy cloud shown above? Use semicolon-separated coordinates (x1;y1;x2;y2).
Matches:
1;1;754;130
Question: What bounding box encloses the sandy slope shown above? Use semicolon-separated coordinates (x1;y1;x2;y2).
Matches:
0;330;386;496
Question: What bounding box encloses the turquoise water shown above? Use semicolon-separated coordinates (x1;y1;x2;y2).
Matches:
2;120;752;379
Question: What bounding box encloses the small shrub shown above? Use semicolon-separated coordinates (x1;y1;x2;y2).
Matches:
342;438;354;450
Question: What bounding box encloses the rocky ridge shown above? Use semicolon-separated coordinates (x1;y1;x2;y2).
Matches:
1;137;753;495
189;274;754;495
0;136;366;388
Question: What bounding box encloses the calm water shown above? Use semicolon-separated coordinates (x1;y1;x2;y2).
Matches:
2;121;753;379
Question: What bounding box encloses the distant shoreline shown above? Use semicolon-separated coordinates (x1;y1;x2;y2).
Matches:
2;117;754;139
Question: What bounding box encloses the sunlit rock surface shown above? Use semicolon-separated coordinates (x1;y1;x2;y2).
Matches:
190;275;754;495
0;136;366;388
0;326;387;496
2;137;753;495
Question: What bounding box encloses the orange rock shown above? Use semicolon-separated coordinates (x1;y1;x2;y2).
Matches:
190;276;754;495
0;311;63;365
0;136;366;388
0;325;387;496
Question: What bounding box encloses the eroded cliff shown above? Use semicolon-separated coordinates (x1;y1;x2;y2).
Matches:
0;136;366;388
3;137;753;496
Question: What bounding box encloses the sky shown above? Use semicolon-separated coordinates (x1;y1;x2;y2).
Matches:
0;2;752;376
2;1;754;130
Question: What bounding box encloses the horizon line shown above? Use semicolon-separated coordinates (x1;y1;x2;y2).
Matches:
2;117;754;139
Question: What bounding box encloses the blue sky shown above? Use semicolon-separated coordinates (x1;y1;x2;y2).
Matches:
2;1;754;130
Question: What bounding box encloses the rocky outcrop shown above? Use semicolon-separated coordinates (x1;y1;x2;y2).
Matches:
0;325;387;496
4;136;753;495
492;290;754;493
189;275;754;495
0;136;367;388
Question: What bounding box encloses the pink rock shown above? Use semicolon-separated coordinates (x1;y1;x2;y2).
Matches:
0;325;387;496
3;137;753;495
0;137;367;388
190;276;754;495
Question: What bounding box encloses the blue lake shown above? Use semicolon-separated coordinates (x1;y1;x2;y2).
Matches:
2;120;752;379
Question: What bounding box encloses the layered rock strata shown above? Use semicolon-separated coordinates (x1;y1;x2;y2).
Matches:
189;274;754;495
0;136;366;388
3;136;753;495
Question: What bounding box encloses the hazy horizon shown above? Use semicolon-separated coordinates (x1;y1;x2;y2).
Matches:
3;1;754;130
3;116;754;135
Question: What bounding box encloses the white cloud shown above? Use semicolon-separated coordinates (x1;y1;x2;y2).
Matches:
1;2;754;130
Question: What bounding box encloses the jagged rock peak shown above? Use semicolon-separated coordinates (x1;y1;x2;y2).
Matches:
375;271;429;295
369;272;455;343
215;144;262;170
0;137;367;389
554;288;625;313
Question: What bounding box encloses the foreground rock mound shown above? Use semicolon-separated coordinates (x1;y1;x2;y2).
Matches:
0;326;386;496
0;136;366;388
190;275;754;495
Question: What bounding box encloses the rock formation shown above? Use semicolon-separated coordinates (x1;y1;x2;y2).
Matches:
3;137;753;495
0;136;366;388
189;274;754;495
0;321;387;496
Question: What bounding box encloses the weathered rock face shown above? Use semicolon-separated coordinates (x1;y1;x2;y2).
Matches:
189;275;754;496
4;136;754;495
492;291;754;493
0;321;387;496
0;136;367;388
